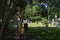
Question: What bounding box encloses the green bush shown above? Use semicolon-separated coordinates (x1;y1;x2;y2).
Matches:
30;16;41;22
41;18;47;23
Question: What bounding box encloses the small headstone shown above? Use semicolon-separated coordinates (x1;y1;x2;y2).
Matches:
23;19;28;32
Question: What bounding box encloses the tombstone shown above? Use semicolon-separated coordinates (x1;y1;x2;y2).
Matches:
36;21;38;27
23;19;28;32
54;14;58;22
54;14;58;27
46;22;48;27
56;22;60;27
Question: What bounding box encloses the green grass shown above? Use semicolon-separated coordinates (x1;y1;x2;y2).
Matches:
28;22;56;27
9;22;56;29
26;27;60;40
8;25;17;30
8;25;60;40
28;22;44;27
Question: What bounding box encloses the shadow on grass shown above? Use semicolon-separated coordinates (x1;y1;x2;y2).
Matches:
8;25;60;40
26;27;60;40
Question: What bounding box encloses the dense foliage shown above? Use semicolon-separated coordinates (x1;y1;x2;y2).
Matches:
24;0;60;22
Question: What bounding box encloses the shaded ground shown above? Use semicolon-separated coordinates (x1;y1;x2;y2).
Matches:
3;28;17;40
1;27;60;40
26;27;60;40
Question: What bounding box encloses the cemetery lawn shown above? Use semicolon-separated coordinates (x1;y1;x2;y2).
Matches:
26;27;60;40
28;22;56;27
9;25;60;40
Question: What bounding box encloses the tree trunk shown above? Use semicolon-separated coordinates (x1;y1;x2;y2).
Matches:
0;0;13;40
16;7;24;40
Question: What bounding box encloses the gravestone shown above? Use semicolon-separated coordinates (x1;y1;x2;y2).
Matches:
23;19;28;32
